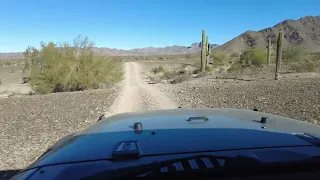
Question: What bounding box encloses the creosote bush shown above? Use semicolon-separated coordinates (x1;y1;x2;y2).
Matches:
151;66;165;74
282;46;304;62
290;61;315;73
210;51;229;66
192;68;201;74
227;61;243;72
24;36;122;94
240;48;267;67
205;65;214;72
230;52;239;58
163;70;180;79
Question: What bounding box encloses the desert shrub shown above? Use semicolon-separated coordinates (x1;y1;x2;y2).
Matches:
290;64;304;73
211;51;228;66
192;68;201;74
151;66;165;74
305;62;314;71
134;56;140;60
171;75;188;84
163;70;180;79
240;48;266;67
230;52;239;58
28;90;36;95
227;61;243;72
192;67;213;74
4;61;12;66
282;46;304;62
311;55;320;61
196;71;208;78
290;61;315;73
310;52;320;55
24;36;122;94
22;77;31;84
205;65;215;72
178;69;186;74
158;56;165;60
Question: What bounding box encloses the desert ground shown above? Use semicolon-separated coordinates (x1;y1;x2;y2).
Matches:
0;59;320;180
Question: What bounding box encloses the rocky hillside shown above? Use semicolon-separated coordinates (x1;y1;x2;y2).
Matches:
218;16;320;53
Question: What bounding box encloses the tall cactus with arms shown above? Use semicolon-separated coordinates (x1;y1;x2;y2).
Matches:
275;31;283;80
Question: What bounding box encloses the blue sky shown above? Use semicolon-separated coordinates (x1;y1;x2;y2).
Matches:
0;0;319;52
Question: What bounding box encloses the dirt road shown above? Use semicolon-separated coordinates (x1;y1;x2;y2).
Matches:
105;62;177;116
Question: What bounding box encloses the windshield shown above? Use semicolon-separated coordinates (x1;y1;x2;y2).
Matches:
1;0;320;180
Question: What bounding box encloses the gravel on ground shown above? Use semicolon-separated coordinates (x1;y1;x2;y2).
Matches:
157;73;320;125
0;86;120;172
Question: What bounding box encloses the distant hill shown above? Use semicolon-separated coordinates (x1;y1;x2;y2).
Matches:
0;42;220;59
0;52;24;60
92;45;199;56
217;16;320;53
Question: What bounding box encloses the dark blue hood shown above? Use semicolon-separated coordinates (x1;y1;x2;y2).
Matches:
27;108;320;168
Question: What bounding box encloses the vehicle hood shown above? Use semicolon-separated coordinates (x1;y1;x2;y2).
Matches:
85;108;320;135
28;108;320;168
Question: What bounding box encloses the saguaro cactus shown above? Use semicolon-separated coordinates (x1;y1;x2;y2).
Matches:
206;40;211;66
275;31;283;80
201;30;207;72
266;36;272;65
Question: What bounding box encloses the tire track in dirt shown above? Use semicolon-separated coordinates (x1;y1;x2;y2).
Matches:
105;62;177;117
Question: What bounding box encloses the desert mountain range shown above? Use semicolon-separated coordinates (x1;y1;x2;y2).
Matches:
1;15;319;59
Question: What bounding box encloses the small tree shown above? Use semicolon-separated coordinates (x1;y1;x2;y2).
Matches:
240;48;267;67
24;36;122;94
